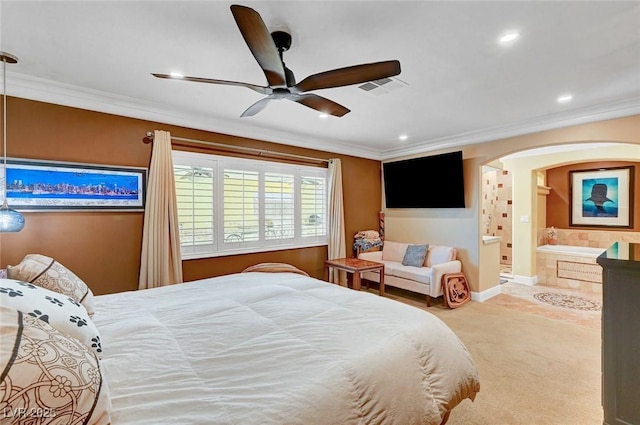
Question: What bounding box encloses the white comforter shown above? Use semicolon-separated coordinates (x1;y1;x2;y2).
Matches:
93;272;479;425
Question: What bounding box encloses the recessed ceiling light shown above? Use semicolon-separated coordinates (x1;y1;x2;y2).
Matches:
318;113;329;119
498;31;520;45
557;94;573;103
399;134;408;141
169;71;184;78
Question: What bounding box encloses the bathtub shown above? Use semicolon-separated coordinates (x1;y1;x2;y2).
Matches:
536;245;605;293
536;244;606;258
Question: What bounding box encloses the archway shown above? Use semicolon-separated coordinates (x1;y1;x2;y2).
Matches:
481;142;640;288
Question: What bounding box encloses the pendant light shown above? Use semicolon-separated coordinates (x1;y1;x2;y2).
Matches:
0;52;25;232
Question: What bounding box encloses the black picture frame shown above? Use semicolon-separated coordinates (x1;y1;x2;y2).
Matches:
2;158;147;211
569;166;634;228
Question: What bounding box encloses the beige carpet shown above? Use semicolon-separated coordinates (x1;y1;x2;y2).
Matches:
427;301;602;425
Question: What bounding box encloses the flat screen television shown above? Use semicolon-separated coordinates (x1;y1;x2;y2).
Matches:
383;151;465;208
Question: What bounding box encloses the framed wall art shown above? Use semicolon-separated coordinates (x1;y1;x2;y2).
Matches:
570;166;634;228
1;158;147;211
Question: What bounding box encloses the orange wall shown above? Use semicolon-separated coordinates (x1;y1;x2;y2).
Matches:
0;97;382;295
546;161;639;231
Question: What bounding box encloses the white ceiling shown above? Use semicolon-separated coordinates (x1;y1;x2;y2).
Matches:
1;1;639;160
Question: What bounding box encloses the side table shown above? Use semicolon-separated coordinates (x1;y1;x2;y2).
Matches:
324;257;385;296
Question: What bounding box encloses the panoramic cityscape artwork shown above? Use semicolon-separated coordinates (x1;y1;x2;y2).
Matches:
2;159;146;210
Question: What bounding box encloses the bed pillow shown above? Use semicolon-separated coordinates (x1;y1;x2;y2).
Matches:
7;253;96;316
0;305;111;424
0;278;102;357
401;244;429;267
242;263;309;276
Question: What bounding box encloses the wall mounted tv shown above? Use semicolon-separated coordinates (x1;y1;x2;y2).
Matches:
383;151;465;208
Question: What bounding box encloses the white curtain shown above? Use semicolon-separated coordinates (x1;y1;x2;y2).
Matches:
327;158;346;284
139;130;183;289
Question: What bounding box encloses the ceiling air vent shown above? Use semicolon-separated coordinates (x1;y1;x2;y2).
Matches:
358;77;407;96
359;82;378;92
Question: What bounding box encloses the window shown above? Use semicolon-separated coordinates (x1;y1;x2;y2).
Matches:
173;151;328;258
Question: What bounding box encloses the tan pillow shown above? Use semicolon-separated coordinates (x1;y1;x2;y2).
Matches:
382;241;409;262
7;254;95;316
0;305;111;424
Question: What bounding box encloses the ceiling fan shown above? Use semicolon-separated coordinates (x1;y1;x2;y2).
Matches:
152;4;401;118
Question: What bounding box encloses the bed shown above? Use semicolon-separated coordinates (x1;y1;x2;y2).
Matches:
92;270;480;424
1;263;479;425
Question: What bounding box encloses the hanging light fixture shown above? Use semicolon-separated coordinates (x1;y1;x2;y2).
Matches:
0;52;25;232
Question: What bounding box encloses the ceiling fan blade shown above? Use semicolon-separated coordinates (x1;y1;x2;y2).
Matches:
290;93;350;117
152;73;272;95
230;5;286;88
291;60;401;93
241;96;275;117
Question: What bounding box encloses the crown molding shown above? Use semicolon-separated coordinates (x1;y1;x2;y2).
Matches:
380;97;640;160
6;72;382;161
7;72;639;163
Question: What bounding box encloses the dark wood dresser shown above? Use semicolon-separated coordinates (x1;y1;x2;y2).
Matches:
596;242;640;425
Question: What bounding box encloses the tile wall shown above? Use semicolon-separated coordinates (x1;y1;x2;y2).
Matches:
537;228;640;248
481;169;499;236
482;169;513;265
496;170;513;265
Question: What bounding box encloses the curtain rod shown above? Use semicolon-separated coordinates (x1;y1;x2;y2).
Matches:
143;132;330;164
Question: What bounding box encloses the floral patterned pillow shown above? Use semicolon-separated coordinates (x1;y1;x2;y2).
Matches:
0;305;111;424
7;254;96;316
0;278;102;357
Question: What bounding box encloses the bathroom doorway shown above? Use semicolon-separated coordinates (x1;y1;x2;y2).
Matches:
481;165;514;279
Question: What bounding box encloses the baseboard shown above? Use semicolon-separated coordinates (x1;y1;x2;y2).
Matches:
512;274;538;286
471;285;502;302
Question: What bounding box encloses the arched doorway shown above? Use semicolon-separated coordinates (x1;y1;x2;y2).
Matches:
483;142;640;287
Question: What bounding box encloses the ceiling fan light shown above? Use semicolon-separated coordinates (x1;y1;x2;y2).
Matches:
399;134;408;141
318;113;329;119
169;72;184;78
155;6;401;118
